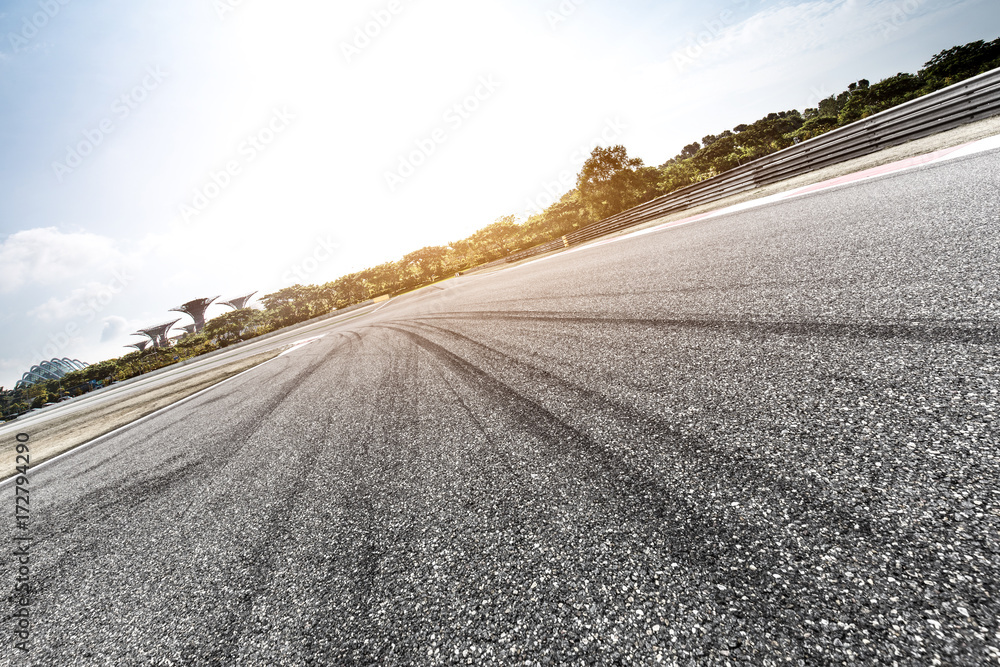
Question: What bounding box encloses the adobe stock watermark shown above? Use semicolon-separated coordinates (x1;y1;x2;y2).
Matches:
28;267;133;363
179;107;295;223
546;0;585;30
6;0;72;53
214;0;248;20
523;117;628;216
51;66;168;183
12;430;32;654
341;0;410;63
671;0;750;73
281;235;341;284
879;0;921;38
384;75;500;192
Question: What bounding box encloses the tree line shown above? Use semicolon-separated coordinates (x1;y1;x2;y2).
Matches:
2;38;997;419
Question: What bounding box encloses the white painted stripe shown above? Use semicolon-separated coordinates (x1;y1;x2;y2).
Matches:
277;335;326;357
940;133;1000;161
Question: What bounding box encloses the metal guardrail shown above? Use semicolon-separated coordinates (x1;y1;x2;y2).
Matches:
501;66;1000;264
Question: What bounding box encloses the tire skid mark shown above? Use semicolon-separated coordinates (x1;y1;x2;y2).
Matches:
405;319;840;500
196;333;362;664
14;335;357;665
288;328;423;663
416;343;544;536
382;320;894;592
439;277;826;307
421;353;528;495
206;330;383;664
380;323;750;567
407;310;1000;345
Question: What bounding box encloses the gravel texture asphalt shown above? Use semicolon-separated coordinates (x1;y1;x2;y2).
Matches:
2;148;999;666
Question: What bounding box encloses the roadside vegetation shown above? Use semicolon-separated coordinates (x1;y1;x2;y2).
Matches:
2;38;997;420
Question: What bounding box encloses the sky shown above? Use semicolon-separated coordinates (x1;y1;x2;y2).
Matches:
0;0;997;388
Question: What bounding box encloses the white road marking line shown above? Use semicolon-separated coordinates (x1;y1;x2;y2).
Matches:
277;335;326;357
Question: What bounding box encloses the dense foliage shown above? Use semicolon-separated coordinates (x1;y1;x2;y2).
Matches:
2;39;996;420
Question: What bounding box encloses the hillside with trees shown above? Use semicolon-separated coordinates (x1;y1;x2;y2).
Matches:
2;37;998;420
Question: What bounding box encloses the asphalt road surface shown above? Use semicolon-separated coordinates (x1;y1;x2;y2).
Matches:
3;148;999;666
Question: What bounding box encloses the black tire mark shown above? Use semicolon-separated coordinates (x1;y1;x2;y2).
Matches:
405;310;1000;345
380;324;751;566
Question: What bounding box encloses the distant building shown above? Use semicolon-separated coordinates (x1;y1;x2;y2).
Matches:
170;296;220;333
133;319;182;349
15;358;89;389
219;291;258;311
125;340;151;352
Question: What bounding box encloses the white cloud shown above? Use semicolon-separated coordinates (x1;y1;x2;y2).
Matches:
0;227;124;293
614;0;983;160
667;0;977;81
100;316;129;343
27;281;118;322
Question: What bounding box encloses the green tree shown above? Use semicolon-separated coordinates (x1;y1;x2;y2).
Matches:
259;284;336;327
529;189;592;238
792;115;839;141
658;159;699;193
678;142;701;159
921;39;1000;83
462;215;524;262
399;245;451;288
577;145;658;220
839;73;923;124
204;309;263;345
691;133;742;174
817;96;840;118
732;111;804;160
328;273;370;307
